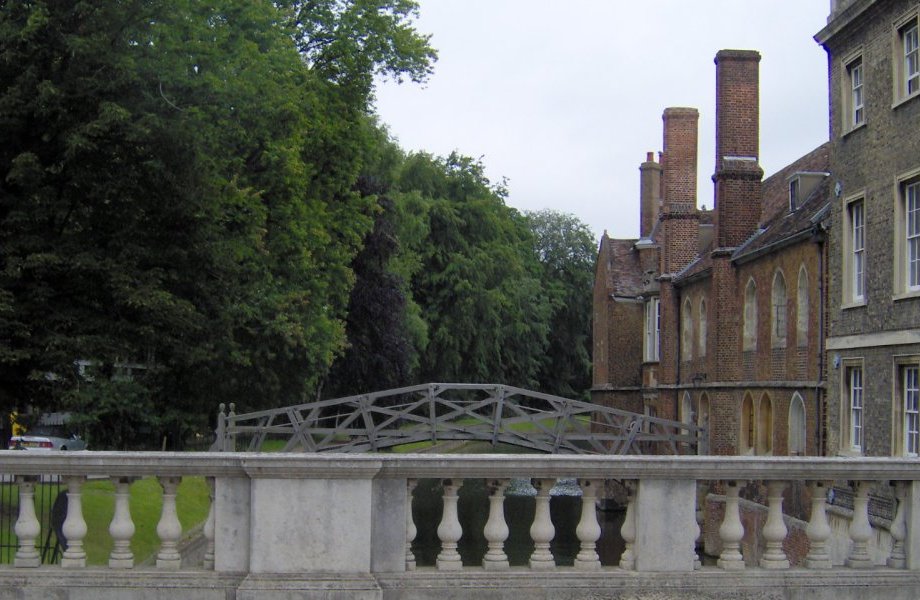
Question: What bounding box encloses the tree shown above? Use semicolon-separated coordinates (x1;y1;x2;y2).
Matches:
0;0;435;447
525;210;596;400
393;153;552;388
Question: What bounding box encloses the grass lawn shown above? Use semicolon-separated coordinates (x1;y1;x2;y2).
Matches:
1;476;210;566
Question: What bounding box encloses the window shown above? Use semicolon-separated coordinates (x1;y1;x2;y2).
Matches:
904;21;919;97
681;298;692;361
894;171;920;297
842;197;865;304
850;58;864;126
796;266;809;346
904;366;919;457
743;279;757;351
847;365;864;453
757;394;773;455
841;52;865;132
741;393;755;454
907;181;920;290
772;271;787;348
789;393;806;456
789;178;800;211
644;297;660;362
895;14;920;102
698;298;707;358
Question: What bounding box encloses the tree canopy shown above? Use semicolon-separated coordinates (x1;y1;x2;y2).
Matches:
1;1;596;448
0;0;434;446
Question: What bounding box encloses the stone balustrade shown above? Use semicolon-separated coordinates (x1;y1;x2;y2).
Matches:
1;452;920;599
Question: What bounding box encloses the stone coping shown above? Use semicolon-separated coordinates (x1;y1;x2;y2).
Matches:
1;451;919;481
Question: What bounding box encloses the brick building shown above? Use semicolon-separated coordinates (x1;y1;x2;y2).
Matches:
592;50;831;459
816;0;920;459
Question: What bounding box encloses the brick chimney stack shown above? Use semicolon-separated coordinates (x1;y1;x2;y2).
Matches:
659;107;700;274
639;151;662;239
713;49;764;249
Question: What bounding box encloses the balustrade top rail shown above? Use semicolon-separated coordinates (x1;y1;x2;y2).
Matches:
213;383;704;455
2;451;919;482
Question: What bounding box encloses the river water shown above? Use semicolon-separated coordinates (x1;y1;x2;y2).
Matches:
410;478;626;567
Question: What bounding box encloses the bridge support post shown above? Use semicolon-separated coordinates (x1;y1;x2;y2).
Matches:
634;478;697;572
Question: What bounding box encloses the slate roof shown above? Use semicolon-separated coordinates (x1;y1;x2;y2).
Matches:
598;234;643;297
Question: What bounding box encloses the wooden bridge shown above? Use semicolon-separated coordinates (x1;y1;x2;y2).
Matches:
213;383;703;454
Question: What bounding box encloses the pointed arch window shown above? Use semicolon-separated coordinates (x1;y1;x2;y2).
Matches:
681;298;693;361
796;266;809;347
789;393;806;455
772;271;787;348
743;279;757;351
698;298;707;357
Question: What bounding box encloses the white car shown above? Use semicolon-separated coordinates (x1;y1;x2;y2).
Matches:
9;424;87;451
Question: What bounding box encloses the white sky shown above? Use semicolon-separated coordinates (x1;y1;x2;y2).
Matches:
373;1;832;241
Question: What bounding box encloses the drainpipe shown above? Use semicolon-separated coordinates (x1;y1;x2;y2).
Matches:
812;223;827;456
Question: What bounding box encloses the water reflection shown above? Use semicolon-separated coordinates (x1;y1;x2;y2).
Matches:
411;478;625;567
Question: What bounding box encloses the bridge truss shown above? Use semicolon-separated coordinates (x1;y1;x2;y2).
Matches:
214;383;703;455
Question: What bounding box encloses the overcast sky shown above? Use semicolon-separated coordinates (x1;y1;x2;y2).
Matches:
373;1;832;240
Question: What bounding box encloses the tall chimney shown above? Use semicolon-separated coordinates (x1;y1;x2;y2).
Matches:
659;107;700;274
713;49;764;249
639;151;662;238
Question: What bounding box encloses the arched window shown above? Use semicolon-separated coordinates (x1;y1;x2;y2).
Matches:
797;266;809;347
758;394;773;455
743;279;757;351
698;298;707;358
789;393;806;455
698;393;710;455
682;298;693;361
772;271;787;348
741;393;755;454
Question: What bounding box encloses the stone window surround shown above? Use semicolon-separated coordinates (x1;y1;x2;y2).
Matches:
892;8;920;108
891;354;920;457
840;46;865;134
839;357;865;457
892;166;920;300
841;192;867;309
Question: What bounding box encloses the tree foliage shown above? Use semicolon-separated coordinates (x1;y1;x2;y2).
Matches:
0;0;434;447
525;209;596;399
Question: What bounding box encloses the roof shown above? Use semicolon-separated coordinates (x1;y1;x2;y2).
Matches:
597;234;644;297
674;142;831;283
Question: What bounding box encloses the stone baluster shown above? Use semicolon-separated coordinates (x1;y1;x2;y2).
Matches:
805;481;833;569
887;481;907;569
760;481;790;569
156;476;183;569
619;481;636;570
436;479;463;570
61;476;88;568
14;477;41;567
846;481;873;568
692;486;702;570
203;477;216;570
482;479;510;570
529;478;556;570
108;476;136;568
574;478;601;570
405;479;417;571
717;480;745;570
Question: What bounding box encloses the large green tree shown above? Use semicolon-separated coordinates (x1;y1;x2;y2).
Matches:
0;0;434;447
393;153;552;388
525;210;596;399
